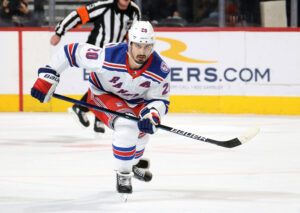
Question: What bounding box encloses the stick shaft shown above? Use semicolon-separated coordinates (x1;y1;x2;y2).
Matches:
52;93;243;148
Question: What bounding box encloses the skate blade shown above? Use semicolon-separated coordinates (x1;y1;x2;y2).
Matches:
119;193;129;202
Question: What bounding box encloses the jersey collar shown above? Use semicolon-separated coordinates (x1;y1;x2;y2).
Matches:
126;53;153;79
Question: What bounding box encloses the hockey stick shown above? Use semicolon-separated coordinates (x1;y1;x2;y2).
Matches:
53;93;259;148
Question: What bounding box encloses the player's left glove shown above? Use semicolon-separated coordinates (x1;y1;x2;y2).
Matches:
31;67;60;103
138;107;160;134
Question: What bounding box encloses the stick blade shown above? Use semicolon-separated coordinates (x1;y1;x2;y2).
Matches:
237;126;260;144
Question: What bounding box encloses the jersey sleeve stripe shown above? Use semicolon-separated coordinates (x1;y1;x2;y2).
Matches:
89;72;104;91
64;43;79;67
144;71;164;82
140;73;161;83
103;65;128;73
76;6;90;24
71;43;79;67
103;62;126;69
64;44;73;67
68;43;75;66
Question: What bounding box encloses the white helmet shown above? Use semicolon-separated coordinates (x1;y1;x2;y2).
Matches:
128;21;155;45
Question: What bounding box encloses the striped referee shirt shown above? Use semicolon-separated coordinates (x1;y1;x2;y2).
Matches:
55;0;141;48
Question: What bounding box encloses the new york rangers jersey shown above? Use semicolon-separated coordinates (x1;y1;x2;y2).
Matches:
48;42;170;116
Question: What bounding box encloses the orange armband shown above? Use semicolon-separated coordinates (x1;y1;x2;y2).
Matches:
76;6;90;24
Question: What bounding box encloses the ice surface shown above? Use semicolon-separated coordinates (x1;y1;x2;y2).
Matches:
0;112;300;213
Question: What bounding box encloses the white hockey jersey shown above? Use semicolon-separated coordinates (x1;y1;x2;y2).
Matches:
48;42;170;116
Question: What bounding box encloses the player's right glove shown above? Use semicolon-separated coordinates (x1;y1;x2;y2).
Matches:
31;67;60;103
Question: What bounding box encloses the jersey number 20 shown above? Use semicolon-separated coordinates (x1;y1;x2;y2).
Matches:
86;48;100;59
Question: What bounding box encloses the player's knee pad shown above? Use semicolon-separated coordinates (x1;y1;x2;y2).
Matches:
137;134;149;149
113;117;140;147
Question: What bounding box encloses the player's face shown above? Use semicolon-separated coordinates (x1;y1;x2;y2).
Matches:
118;0;130;10
129;42;153;64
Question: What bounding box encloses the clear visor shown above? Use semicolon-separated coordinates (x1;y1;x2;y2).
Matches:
131;42;154;52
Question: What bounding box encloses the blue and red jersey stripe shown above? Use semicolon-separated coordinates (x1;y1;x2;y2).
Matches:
89;72;104;90
64;43;79;67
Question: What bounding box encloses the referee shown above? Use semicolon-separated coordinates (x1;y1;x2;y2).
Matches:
50;0;141;133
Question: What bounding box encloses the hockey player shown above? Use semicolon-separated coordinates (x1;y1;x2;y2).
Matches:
31;21;170;196
51;0;141;133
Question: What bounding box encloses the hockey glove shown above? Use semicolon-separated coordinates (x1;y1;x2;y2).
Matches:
138;107;160;134
31;67;60;103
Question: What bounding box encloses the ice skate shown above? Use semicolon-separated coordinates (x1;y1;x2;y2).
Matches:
116;171;133;202
133;158;152;182
94;118;105;133
133;166;152;182
135;158;150;169
69;105;90;127
116;172;133;202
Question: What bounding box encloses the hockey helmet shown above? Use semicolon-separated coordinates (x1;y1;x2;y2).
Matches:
128;21;155;45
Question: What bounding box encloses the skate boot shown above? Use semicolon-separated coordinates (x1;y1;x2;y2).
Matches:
135;158;150;169
94;117;105;133
133;158;152;182
71;105;90;127
116;172;133;194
